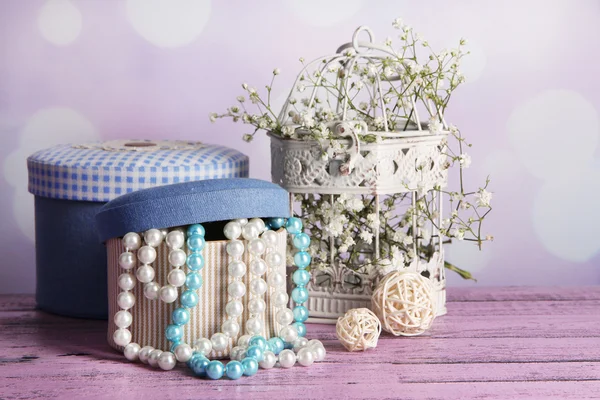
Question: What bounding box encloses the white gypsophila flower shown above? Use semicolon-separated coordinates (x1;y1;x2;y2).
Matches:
392;17;403;29
209;113;217;123
281;125;295;137
428;118;443;134
242;134;253;142
273;68;280;75
385;37;393;46
458;153;472;168
373;116;385;129
403;235;413;246
392;230;406;243
475;189;492;207
359;231;373;244
237;96;245;103
297;83;306;93
408;61;424;74
421;228;432;242
366;213;380;229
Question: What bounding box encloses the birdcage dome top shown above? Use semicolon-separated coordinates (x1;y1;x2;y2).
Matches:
276;26;449;144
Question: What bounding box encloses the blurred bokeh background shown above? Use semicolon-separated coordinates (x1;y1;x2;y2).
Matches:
2;0;599;293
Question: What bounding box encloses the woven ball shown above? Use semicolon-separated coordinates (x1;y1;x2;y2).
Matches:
336;308;381;352
371;271;436;336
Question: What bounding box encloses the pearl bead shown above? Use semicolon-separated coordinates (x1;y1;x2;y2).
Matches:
268;217;286;229
249;336;267;350
241;357;259;376
225;300;244;317
293;305;309;322
225;360;244;380
277;308;294;326
245;345;264;361
211;333;229;351
186;253;205;271
172;307;190;325
119;252;136;270
165;324;183;341
123;342;140;361
159;285;178;303
230;346;243;360
137;246;157;265
249;278;267;296
180;290;199;308
136;265;155;284
113;328;132;346
174;343;193;362
294;251;312;269
312;344;326;362
228;260;247;278
247;298;266;314
245;317;263;335
187;234;206;252
242;222;260;240
144;229;163;247
114;310;132;328
206;360;225;380
168;249;187;267
237;334;252;347
293;322;307;337
268;337;285;355
307;339;323;348
297;346;315;366
158;351;176;371
272;291;289;307
235;350;247;361
190;356;209;377
249;259;268;276
278;349;296;368
293;337;309;353
285;217;303;234
194;338;213;356
261;230;279;248
118;273;136;291
187;224;205;237
249;218;266;232
138;346;154;364
165;230;185;249
160;229;168;238
185;272;203;289
280;325;299;343
265;251;283;267
247;238;266;255
222;319;240;337
148;349;162;367
292;287;309;304
234;218;248;226
143;282;160;300
223;221;242;240
228;281;246;298
267;272;285;288
226;240;244;258
122;232;141;251
117;292;135;310
293;269;311;286
292;232;311;250
259;350;277;369
167;269;186;287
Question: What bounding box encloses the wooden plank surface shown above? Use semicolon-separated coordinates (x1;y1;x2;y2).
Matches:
0;287;599;399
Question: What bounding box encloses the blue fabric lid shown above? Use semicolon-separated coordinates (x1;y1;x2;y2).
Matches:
95;178;290;242
28;139;249;202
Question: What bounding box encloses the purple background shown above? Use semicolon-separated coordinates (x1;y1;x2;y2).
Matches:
2;0;600;294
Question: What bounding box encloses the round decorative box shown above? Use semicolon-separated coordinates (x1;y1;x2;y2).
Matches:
95;178;291;357
27;140;249;319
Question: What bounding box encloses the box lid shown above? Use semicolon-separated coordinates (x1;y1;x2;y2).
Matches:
95;178;290;242
27;139;249;202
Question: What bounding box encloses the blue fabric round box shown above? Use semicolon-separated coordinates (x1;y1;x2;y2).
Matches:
27;139;248;319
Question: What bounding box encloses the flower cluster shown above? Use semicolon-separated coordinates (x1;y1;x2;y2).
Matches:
213;18;492;280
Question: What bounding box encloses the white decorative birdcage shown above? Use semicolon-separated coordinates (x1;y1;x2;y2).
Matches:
271;26;450;322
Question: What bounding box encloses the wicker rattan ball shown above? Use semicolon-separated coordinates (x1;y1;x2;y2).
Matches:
336;308;381;352
371;271;436;336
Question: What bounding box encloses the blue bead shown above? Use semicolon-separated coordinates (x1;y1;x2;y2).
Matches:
170;341;181;352
186;253;205;270
267;337;284;355
292;232;311;250
268;217;286;229
264;342;274;353
192;357;210;377
241;357;259;376
185;272;203;289
285;217;303;234
283;341;294;350
187;234;206;252
187;224;205;237
180;290;199;308
165;324;183;341
248;336;267;350
206;360;225;380
293;322;307;337
172;307;190;325
245;345;264;362
293;269;311;286
294;251;311;269
291;287;309;304
187;353;203;368
293;305;309;322
225;361;244;380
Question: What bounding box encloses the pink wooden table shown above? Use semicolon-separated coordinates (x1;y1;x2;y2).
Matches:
1;287;599;399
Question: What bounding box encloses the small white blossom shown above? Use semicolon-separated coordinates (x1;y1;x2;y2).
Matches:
359;231;373;244
428;118;443;134
458;153;472;168
209;113;217;123
273;68;281;75
392;18;403;29
475;189;492;207
242;134;253;142
403;235;414;246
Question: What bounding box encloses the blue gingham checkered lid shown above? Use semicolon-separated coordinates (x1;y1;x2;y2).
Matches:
27;139;249;202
